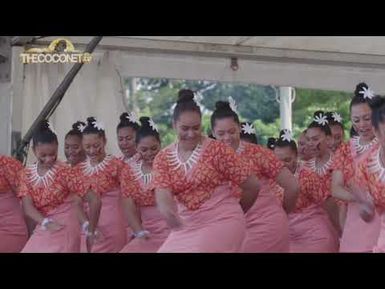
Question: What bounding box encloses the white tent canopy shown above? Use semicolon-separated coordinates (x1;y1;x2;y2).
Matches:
2;36;385;156
28;36;385;91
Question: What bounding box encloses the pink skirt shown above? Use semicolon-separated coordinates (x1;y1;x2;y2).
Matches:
80;189;127;253
340;201;380;252
21;197;80;253
288;205;339;253
120;206;170;253
241;185;289;252
0;192;28;252
157;185;246;253
371;211;385;253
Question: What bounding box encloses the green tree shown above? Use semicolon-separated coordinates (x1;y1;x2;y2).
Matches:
293;88;352;138
126;77;354;147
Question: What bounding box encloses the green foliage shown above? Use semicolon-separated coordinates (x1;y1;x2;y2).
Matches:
293;88;352;139
127;77;353;147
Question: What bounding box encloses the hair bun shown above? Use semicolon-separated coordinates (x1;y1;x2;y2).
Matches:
86;116;96;125
177;89;195;103
267;137;276;149
38;119;50;131
72;121;85;131
139;116;151;127
354;82;369;97
215;101;232;112
120;112;129;122
313;110;325;118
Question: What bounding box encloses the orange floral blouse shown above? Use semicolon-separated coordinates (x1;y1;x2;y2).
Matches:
17;161;79;216
71;155;125;198
121;159;156;207
0;155;24;193
153;137;252;210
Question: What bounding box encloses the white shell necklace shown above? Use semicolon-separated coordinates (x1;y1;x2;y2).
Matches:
307;153;333;176
168;142;203;174
352;136;377;155
28;162;57;188
368;147;385;184
81;155;113;176
131;161;153;185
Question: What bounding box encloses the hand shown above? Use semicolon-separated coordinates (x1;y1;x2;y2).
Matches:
359;200;375;223
156;190;183;230
85;229;104;253
86;233;96;253
133;230;150;240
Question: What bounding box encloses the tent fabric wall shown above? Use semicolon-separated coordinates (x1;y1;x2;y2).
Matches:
21;50;126;163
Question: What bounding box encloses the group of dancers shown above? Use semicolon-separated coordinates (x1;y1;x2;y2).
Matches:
1;82;385;253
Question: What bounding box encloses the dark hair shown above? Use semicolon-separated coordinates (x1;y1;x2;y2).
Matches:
240;122;258;144
82;117;106;138
173;89;201;122
350;82;380;111
307;111;332;136
136;116;161;144
117;112;140;132
370;96;385;130
326;111;344;131
65;121;85;139
207;129;216;139
211;100;240;129
350;126;358;137
32;119;58;148
267;137;277;150
274;130;298;154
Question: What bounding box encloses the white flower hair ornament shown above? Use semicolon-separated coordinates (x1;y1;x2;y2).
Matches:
331;112;343;123
126;112;141;126
148;118;159;132
281;129;293;142
359;86;375;100
314;113;328;126
241;122;256;135
77;123;86;133
92;120;105;131
228;96;238;113
47;121;56;134
193;91;203;107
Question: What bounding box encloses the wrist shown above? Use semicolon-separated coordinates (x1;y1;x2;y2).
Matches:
132;230;150;238
41;218;53;230
81;221;90;233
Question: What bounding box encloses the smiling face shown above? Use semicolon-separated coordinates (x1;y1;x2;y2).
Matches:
329;124;344;152
306;127;331;158
136;135;161;166
82;133;106;163
173;111;202;150
64;134;86;166
212;117;241;151
33;142;58;170
351;103;375;143
274;145;298;174
117;126;137;158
